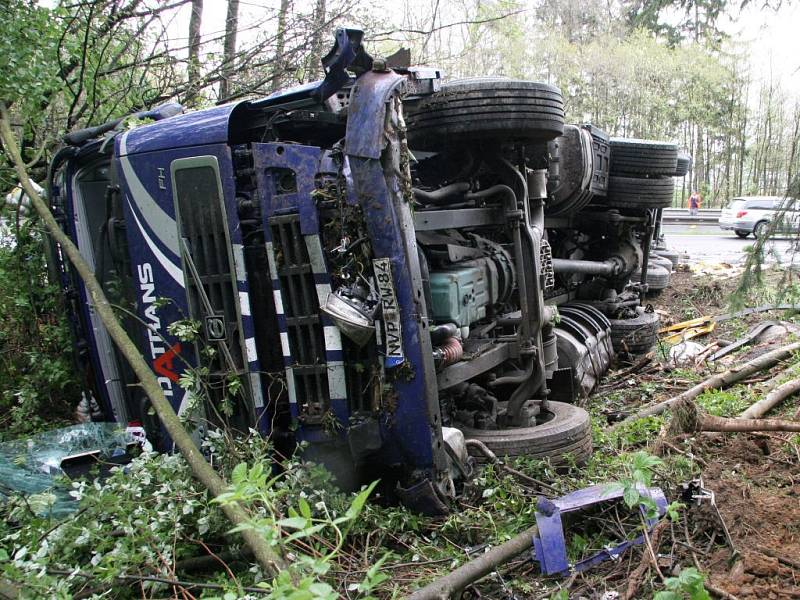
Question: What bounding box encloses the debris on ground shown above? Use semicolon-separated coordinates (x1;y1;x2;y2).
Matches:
0;423;141;516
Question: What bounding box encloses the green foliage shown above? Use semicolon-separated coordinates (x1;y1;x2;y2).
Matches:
0;1;63;122
695;388;750;417
618;451;663;517
654;567;711;600
1;432;388;598
0;220;78;437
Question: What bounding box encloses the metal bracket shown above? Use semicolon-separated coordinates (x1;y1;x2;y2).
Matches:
533;483;668;576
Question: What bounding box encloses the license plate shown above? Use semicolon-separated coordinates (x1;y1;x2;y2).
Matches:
373;258;404;361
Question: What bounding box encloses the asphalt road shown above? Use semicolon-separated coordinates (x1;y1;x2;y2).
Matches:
662;223;799;265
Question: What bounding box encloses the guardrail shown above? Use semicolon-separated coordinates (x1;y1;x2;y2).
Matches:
661;208;720;225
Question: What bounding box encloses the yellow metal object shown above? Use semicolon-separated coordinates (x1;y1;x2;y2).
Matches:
659;316;715;345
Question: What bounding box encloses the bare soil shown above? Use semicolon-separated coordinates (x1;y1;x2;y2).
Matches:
641;270;800;598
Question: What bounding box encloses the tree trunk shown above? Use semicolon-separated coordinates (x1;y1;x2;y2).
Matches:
406;523;539;600
219;0;239;101
739;375;800;420
306;0;327;81
671;396;800;434
186;0;204;104
271;0;291;92
608;341;800;431
0;103;288;580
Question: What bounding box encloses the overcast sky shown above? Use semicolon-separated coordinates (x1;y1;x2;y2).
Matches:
726;1;800;95
185;0;800;94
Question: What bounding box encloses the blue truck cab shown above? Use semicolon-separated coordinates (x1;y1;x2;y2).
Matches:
50;30;678;512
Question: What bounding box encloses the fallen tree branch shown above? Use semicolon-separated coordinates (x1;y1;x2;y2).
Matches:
0;104;288;579
48;568;269;595
757;545;800;570
624;519;669;600
405;524;539;600
670;397;800;434
608;341;800;432
739;375;800;420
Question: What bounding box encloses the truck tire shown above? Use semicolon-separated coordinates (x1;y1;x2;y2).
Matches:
609;309;660;354
674;152;692;177
460;401;592;466
610;138;679;176
632;264;671;295
652;249;679;269
605;175;674;209
647;255;673;274
405;79;565;150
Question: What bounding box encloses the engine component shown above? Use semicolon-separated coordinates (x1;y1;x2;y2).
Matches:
540;239;555;290
321;284;377;346
427;238;515;328
585;124;611;197
449;382;499;429
551;257;619;277
434;336;463;367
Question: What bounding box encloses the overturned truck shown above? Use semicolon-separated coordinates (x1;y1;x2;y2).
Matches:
49;30;688;511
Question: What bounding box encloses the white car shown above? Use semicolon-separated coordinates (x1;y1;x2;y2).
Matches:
718;196;799;239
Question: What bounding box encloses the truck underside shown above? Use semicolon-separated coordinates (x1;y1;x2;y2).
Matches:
50;30;686;513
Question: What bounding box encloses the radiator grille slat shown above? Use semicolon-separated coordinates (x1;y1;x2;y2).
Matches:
270;214;329;420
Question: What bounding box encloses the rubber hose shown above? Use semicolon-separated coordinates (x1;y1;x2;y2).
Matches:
412;181;470;205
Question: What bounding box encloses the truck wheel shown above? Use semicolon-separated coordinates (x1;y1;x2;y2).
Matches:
604;175;674;209
648;255;673;274
460;401;592;466
652;249;679;269
609;138;678;176
609;309;660;354
753;221;769;240
632;264;671;295
405;78;565;150
674;152;692;177
734;230;749;239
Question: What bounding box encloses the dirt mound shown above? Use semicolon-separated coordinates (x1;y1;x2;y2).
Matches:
690;435;800;598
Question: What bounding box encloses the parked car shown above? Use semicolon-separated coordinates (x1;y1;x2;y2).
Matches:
718;196;799;239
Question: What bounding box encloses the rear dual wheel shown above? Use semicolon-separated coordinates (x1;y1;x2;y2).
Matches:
609;309;660;354
604;175;675;209
610;138;679;176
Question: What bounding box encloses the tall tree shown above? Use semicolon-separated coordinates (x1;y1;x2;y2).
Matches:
186;0;204;104
307;0;327;80
219;0;239;101
271;0;291;91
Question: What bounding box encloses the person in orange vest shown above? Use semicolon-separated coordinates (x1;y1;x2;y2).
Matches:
688;190;702;216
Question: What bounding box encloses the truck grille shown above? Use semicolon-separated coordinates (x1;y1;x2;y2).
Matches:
269;214;329;420
173;168;246;387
